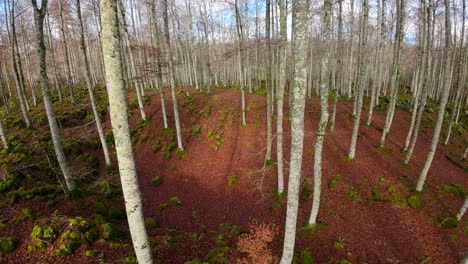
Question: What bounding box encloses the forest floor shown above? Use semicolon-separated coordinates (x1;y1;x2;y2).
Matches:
0;86;466;264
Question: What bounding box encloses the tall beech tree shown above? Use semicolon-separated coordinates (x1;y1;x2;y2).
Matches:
348;0;369;160
280;0;309;262
76;0;112;167
100;0;152;261
416;0;453;192
31;0;76;193
309;0;332;226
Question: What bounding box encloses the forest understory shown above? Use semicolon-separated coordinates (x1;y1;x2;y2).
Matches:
0;86;466;264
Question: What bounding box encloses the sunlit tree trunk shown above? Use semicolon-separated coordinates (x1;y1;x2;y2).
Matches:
163;0;184;150
380;0;405;147
149;2;168;129
100;0;152;261
456;197;467;221
280;0;309;262
234;0;246;126
329;0;343;132
348;0;369;160
416;0;453;192
444;0;465;146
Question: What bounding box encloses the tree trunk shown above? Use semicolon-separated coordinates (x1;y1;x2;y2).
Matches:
276;0;287;194
380;0;405;147
456;197;467;221
31;0;75;192
348;0;369;160
416;0;453;192
100;0;152;261
234;0;246;126
163;0;184;150
58;0;75;104
309;0;331;225
280;0;309;262
76;0;112;167
265;0;273;162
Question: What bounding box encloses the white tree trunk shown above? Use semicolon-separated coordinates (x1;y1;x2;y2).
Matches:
100;0;152;262
280;0;309;262
309;0;331;225
416;0;453;192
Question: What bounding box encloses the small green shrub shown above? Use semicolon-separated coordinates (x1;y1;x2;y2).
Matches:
227;173;239;185
152;176;162;186
333;237;346;249
407;195;423;209
442;184;465;199
170;197;182;205
158;203;169;211
146;218;158;228
101;223;124;240
0;237;18;256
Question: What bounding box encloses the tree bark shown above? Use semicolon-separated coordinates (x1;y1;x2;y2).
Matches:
31;0;75;192
100;0;152;261
348;0;369;160
416;0;453;192
163;0;184;150
309;0;331;225
280;0;309;262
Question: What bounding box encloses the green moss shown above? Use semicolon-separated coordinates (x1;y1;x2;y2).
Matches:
101;223;123;240
298;223;328;237
30;225;58;249
0;237;18;256
146;218;158;228
158;203;169;211
329;174;342;189
170;197;182;205
442;184;465;199
419;256;432;264
15;208;35;222
151;176;162;186
227;173;239;185
108;206;125;220
407;195;423;209
437;217;458;229
293;249;315;264
123;256;137;263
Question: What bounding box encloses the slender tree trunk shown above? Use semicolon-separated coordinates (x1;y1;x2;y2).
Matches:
59;0;75;103
276;0;287;194
265;0;273;162
31;0;75;192
309;0;331;225
163;0;184;150
280;0;309;262
416;0;453;192
0;115;9;149
457;197;468;221
380;0;405;147
444;0;465;146
348;0;369;160
234;0;246;126
77;0;112;166
100;0;152;262
118;0;146;120
149;2;168;129
8;0;31;128
329;0;343;132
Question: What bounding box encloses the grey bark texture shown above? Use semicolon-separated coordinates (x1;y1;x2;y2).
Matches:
100;0;152;261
